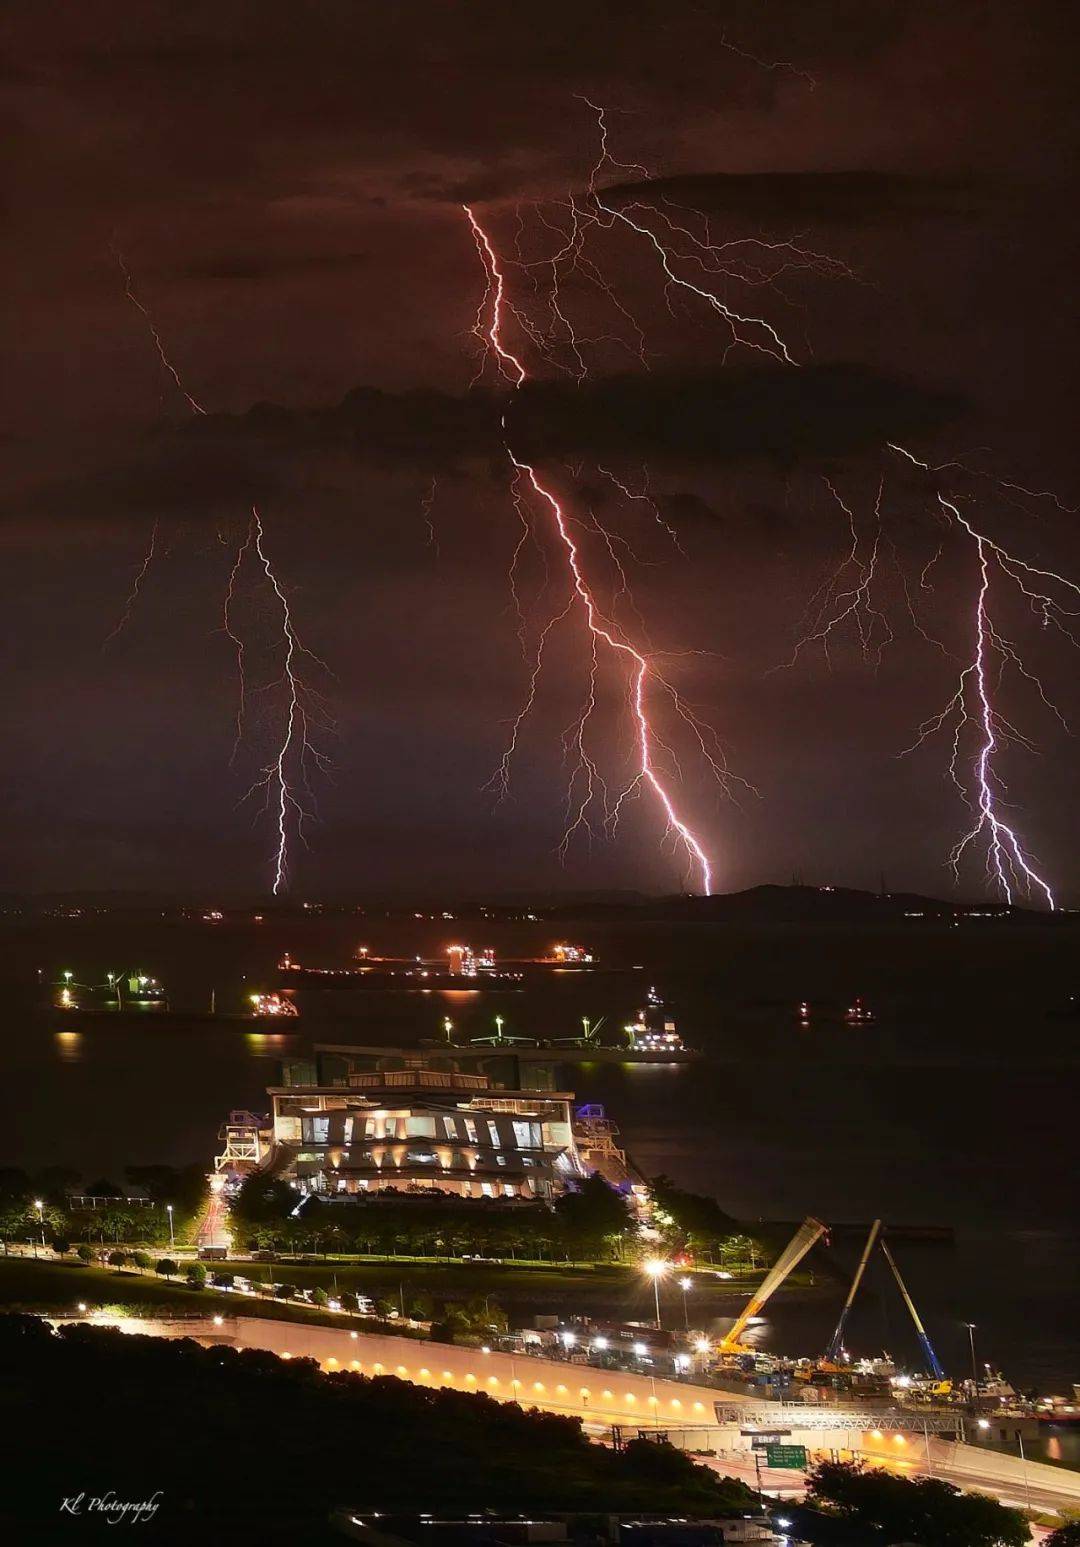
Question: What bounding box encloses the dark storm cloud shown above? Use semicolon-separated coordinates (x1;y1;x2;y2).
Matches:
4;0;1078;900
599;170;981;227
178;251;372;283
5;361;960;533
196;363;960;470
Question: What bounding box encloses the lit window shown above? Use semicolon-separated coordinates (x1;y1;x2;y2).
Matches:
487;1119;500;1145
464;1118;479;1144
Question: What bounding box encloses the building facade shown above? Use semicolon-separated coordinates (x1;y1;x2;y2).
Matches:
261;1047;595;1201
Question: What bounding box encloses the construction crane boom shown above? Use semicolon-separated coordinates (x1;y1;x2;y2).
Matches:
824;1217;882;1363
880;1238;945;1380
721;1216;828;1352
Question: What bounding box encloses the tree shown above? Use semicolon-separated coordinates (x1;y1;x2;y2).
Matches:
648;1175;746;1258
51;1237;71;1257
554;1173;631;1258
156;1259;178;1280
0;1168;30;1200
130;1250;152;1271
806;1459;1027;1547
1045;1526;1080;1547
33;1166;81;1204
231;1174;298;1226
184;1263;207;1290
76;1244;94;1265
107;1250;129;1271
275;1283;296;1300
86;1179;123;1199
211;1271;236;1290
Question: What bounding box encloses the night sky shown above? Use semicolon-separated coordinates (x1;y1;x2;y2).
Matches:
4;1;1079;901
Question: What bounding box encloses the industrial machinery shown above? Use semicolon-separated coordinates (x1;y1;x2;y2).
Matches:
817;1220;947;1382
719;1216;829;1352
881;1237;946;1381
823;1218;882;1365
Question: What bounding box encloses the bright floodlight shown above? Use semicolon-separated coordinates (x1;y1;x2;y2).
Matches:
694;1337;710;1354
33;1199;43;1210
978;1418;991;1430
592;1336;608;1351
644;1258;669;1279
632;1341;648;1357
678;1275;692;1291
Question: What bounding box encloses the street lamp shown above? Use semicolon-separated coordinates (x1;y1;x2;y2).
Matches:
33;1199;45;1253
443;1016;454;1044
166;1204;175;1249
644;1258;669;1329
1017;1428;1032;1511
963;1322;979;1399
678;1274;693;1331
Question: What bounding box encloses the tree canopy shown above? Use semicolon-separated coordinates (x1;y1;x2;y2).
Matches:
0;1313;756;1540
806;1458;1028;1547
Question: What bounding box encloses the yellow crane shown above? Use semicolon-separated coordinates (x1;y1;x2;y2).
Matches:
719;1216;828;1352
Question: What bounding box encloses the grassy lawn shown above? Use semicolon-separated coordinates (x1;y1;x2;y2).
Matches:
218;1256;766;1319
0;1252;776;1330
0;1256;412;1334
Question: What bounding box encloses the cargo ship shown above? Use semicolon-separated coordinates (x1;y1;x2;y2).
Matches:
50;970;168;1012
276;941;608;992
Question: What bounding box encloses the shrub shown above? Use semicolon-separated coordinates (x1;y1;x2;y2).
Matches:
130;1250;152;1271
275;1283;296;1300
76;1244;94;1265
184;1263;207;1289
211;1271;235;1290
107;1250;129;1271
155;1259;178;1280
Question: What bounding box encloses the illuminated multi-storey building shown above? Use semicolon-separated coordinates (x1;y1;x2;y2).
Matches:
255;1046;605;1201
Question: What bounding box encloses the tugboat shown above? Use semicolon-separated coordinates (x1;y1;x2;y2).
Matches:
247;991;299;1019
623;988;699;1062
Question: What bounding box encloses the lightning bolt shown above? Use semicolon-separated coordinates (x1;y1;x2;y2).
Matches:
527;100;1073;909
887;444;1076;908
465;205;719;893
111;249;333;892
113;247;206;415
236;508;334;896
103;519;159;645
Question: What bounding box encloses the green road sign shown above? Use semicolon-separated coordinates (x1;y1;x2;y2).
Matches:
764;1444;807;1470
